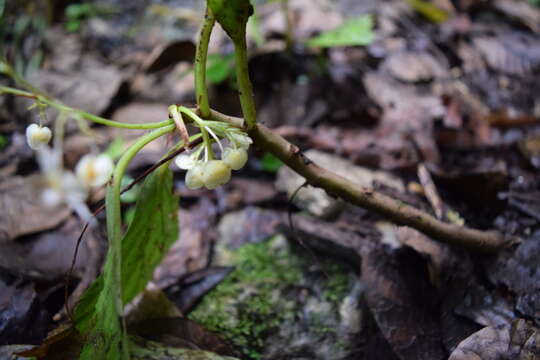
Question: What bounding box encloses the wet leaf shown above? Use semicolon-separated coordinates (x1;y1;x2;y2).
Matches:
307;15;374;48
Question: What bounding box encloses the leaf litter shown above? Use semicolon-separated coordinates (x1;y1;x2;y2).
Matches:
1;0;540;359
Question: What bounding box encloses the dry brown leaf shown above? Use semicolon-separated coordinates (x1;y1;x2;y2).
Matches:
0;176;71;242
363;72;444;163
385;51;446;83
493;0;540;33
473;35;540;76
153;199;216;289
449;320;540;360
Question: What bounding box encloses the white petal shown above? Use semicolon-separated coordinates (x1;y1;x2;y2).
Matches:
174;154;196;170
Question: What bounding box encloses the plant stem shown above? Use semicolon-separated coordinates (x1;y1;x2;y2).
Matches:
0;85;173;129
178;106;206;126
233;37;257;130
209;109;512;253
195;7;215;119
111;124;175;229
97;124;174;358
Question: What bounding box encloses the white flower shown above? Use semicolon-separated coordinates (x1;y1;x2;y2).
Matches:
222;147;248;170
202;160;231;190
36;146;94;225
185;164;205;189
26;124;52;150
75;154;114;188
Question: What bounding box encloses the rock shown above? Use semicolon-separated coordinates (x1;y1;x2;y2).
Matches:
275;149;404;217
189;235;363;360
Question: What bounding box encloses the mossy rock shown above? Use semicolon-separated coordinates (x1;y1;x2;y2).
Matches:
189;235;361;360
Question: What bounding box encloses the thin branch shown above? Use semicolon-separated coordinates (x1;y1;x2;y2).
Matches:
209;109;513;253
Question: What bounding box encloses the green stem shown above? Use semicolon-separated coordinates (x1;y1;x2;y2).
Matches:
201;127;214;160
110;124;176;223
99;124;175;359
0;85;173;130
195;7;215;119
233;37;257;130
178;106;205;126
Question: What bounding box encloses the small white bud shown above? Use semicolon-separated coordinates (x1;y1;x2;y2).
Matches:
76;154;114;187
202;160;231;189
26;124;52;150
229;132;252;150
175;153;197;170
222;148;248;170
185;164;205;190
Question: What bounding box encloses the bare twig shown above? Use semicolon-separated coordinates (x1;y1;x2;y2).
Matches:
210;109;513;253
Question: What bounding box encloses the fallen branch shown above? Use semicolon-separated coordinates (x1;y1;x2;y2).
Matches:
210;109;513;253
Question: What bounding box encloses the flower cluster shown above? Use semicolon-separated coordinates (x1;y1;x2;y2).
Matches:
26;123;114;224
171;108;252;190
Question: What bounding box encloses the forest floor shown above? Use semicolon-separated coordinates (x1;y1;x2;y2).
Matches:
1;1;540;359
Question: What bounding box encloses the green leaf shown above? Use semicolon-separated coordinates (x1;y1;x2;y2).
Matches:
247;1;264;47
407;0;449;23
0;134;7;150
0;0;5;19
65;3;94;19
260;152;283;173
307;15;374;48
208;0;254;43
207;53;235;84
120;165;179;303
104;138;126;160
74;165;179;355
120;175;141;203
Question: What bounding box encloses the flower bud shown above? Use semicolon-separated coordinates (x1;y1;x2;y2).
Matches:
26;124;52;150
175;153;197;170
75;154;114;187
185;164;205;189
222;148;248;170
229;132;252;150
202;160;231;189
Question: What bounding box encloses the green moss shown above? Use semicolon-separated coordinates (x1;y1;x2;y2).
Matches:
322;263;351;303
189;236;302;359
189;236;354;359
